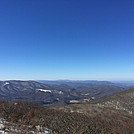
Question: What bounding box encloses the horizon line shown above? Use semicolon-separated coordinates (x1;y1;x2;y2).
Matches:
0;79;134;82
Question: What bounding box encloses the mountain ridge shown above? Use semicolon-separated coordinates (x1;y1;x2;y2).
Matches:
0;80;125;106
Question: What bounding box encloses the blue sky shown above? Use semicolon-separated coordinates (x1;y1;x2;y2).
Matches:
0;0;134;80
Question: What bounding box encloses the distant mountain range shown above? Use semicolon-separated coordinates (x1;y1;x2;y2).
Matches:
0;80;126;105
112;81;134;88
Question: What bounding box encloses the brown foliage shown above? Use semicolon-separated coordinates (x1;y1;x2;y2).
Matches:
0;100;134;134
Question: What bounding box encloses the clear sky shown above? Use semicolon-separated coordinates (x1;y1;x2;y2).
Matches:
0;0;134;80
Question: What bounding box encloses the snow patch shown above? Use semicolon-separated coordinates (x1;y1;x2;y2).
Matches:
3;82;9;87
58;91;63;94
82;93;89;96
36;89;52;93
0;131;5;134
91;97;95;100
